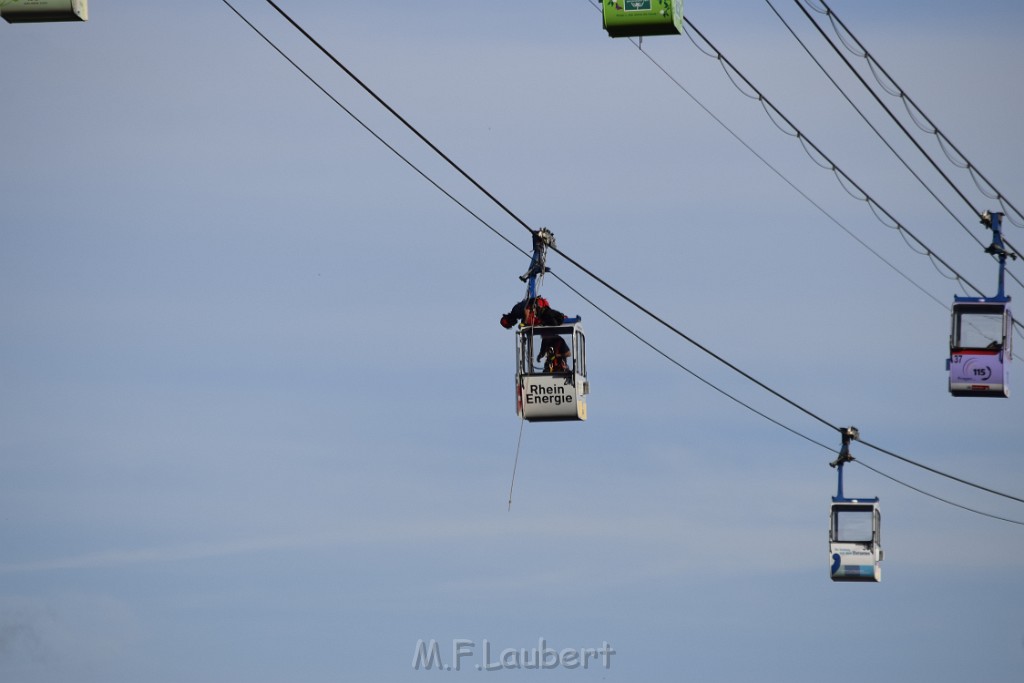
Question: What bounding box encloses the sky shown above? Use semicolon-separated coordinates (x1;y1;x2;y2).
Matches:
2;1;1023;681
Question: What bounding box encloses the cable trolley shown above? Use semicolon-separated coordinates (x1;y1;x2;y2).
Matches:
947;211;1015;397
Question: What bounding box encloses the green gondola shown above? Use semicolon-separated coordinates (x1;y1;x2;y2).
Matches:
602;0;683;38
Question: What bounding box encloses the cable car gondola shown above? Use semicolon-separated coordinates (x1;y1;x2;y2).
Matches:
828;428;882;582
602;0;683;38
947;211;1015;397
949;300;1012;397
516;319;588;422
2;0;88;23
501;228;589;423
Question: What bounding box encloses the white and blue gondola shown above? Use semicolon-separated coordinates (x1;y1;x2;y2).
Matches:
828;428;882;582
829;499;882;582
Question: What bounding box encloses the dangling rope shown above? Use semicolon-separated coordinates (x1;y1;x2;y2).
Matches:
507;414;526;511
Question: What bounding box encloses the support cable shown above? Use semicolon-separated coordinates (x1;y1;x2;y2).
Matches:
224;0;833;454
765;1;987;252
785;0;1024;290
680;15;1024;341
859;438;1024;505
630;41;948;311
219;0;523;257
549;270;837;453
585;1;950;311
224;0;1024;517
854;459;1024;527
786;0;980;218
262;0;536;238
227;0;839;463
682;18;996;303
803;0;1024;230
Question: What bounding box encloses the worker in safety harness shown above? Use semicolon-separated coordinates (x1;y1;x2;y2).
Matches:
537;332;571;373
499;296;565;329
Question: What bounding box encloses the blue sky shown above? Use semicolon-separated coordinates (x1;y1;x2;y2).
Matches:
2;1;1023;681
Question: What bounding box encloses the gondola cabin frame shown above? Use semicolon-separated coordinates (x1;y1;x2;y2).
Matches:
947;298;1012;397
515;321;588;422
829;500;882;582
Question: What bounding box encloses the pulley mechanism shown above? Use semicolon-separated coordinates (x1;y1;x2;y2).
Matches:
519;227;556;293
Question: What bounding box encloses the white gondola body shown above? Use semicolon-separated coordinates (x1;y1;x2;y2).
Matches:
2;0;87;23
829;501;882;582
515;322;588;422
